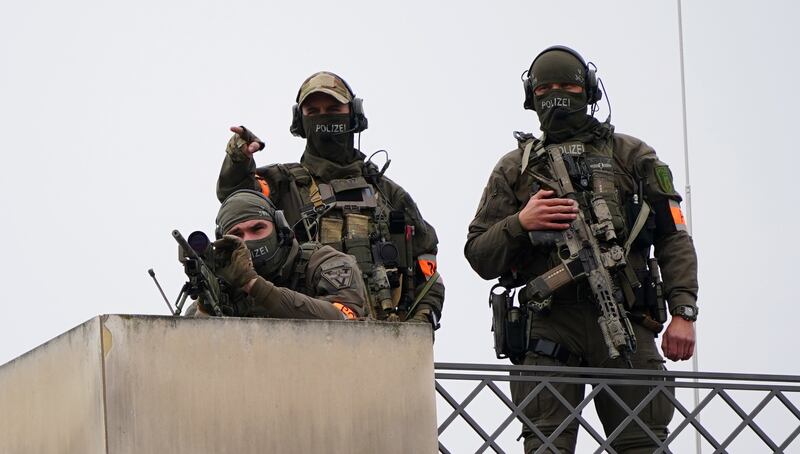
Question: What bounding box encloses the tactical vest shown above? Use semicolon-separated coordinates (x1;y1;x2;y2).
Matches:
280;163;414;320
529;138;628;239
288;241;323;295
518;133;660;315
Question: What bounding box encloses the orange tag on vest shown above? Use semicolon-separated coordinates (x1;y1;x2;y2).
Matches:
418;259;437;279
256;175;270;198
333;302;357;320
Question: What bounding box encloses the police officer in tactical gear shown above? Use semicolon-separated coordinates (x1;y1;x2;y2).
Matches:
185;189;366;320
217;71;444;328
465;46;698;453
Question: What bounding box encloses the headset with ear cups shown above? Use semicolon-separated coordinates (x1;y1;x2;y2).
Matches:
215;189;295;247
522;45;602;111
289;71;368;138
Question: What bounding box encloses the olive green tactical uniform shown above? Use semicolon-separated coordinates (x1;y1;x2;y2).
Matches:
465;130;698;453
216;146;445;323
186;243;366;320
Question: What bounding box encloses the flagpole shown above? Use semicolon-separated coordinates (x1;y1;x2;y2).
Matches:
676;1;701;453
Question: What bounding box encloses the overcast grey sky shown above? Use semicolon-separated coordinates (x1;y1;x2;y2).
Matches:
2;0;799;451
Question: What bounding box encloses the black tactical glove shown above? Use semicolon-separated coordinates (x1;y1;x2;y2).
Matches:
226;125;265;162
213;235;258;290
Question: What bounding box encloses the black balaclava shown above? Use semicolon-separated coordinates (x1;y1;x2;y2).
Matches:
295;71;361;167
302;113;358;165
530;50;598;143
216;191;292;280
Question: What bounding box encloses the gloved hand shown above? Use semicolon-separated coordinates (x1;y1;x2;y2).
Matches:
406;308;431;324
226;125;265;161
407;306;440;328
406;306;438;343
213;235;258;290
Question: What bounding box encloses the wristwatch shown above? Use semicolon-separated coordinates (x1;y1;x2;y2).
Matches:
671;305;698;322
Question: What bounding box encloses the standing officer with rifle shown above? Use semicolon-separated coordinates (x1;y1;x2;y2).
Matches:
464;46;698;453
216;71;443;329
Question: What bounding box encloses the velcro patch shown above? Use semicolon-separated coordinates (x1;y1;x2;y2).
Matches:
654;165;675;194
321;265;353;289
418;257;437;279
546;141;585;157
669;200;687;231
333;302;357;320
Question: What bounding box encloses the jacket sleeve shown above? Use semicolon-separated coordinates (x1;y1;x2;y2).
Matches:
306;247;367;320
245;277;345;320
631;139;699;312
464;151;534;280
245;246;366;320
216;140;261;202
381;178;445;320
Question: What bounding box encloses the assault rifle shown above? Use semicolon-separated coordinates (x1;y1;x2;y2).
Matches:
523;144;637;364
172;229;226;316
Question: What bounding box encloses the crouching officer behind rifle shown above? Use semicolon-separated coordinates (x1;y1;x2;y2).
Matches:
464;46;698;453
216;71;443;328
182;189;366;320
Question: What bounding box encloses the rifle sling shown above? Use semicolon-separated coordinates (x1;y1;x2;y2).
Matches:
617;201;651;308
624;201;651;257
519;139;545;175
405;271;440;318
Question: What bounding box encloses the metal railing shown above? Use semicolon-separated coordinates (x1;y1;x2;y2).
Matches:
435;362;800;454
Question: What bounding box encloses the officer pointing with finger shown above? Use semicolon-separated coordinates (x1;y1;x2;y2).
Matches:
216;72;444;329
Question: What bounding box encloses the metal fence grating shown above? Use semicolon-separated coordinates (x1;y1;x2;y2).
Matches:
435;363;800;454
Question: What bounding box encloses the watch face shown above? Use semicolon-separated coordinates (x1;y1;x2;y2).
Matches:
675;305;697;320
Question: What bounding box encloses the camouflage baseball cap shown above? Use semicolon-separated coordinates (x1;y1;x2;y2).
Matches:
296;71;353;106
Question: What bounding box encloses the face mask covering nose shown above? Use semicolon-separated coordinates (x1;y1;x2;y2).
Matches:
303;113;356;164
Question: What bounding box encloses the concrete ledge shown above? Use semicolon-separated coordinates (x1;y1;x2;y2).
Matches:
0;318;106;453
0;315;437;454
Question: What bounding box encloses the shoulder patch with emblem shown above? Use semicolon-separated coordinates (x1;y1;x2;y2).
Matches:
654;165;674;193
321;265;354;290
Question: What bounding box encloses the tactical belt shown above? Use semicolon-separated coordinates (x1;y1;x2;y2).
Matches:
529;338;585;367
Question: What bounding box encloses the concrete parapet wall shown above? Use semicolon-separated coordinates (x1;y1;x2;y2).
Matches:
0;318;106;453
0;315;437;454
